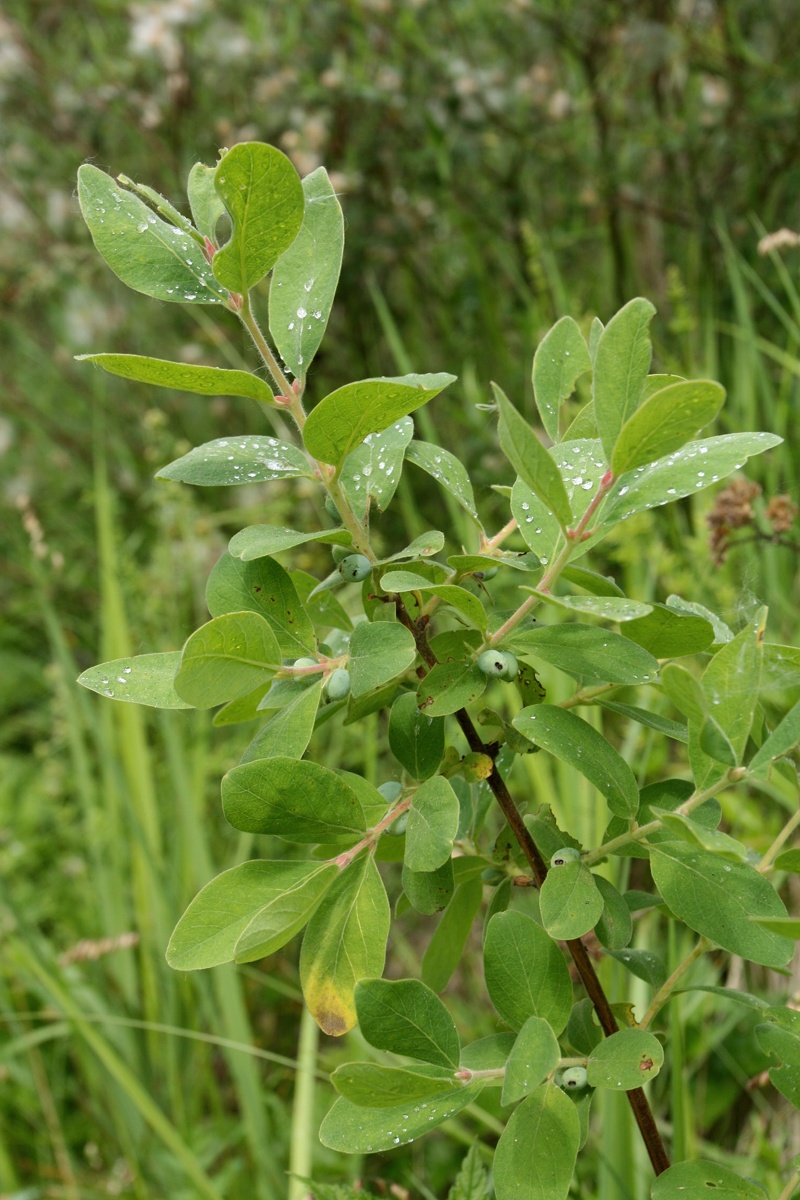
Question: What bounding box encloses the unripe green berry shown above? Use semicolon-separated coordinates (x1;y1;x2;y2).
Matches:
561;1066;588;1090
500;651;518;680
338;554;372;582
477;650;508;676
326;668;351;699
378;781;402;803
476;566;498;581
550;846;580;868
293;657;319;671
386;811;408;837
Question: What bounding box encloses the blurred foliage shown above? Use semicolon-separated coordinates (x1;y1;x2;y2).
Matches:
3;0;800;1195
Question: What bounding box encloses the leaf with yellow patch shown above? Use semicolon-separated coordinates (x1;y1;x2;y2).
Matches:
300;855;390;1036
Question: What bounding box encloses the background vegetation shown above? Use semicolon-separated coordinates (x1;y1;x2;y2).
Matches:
2;1;800;1196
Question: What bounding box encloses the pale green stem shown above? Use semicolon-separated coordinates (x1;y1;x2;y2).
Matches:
238;296;374;559
584;773;735;866
238;296;295;399
481;516;519;551
332;798;412;869
778;1166;800;1200
639;939;710;1030
489;469;615;647
759;807;800;874
288;1005;319;1200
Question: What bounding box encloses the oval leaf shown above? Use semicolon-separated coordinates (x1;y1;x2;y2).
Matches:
269;166;344;380
304;374;456;468
539;861;604;941
592;297;655;460
501;1017;561;1107
77;353;274;404
493;383;572;529
484;911;573;1035
512;705;639;820
348;622;417;697
222;756;366;843
355;977;460;1068
212;143;304;293
389;691;445;781
157;434;311;487
493;1081;580;1200
418;662;487;717
612;379;725;476
300;855;390;1035
319;1081;483;1153
586;1028;664;1089
532;316;592;443
77;164;228;305
649;842;793;968
205;551;315;657
511;623;658;685
331;1062;460;1107
405;776;460;872
652;1161;768;1200
175;612;280;708
405;439;479;521
78;651;189;709
166;860;337;969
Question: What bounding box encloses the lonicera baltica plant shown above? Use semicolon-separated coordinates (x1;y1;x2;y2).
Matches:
76;142;800;1199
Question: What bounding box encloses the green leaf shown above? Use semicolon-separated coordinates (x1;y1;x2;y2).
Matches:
460;1034;517;1071
166;860;337;969
698;716;738;767
586;1028;663;1089
651;1161;768;1200
355;977;461;1067
539;862;604;940
205;552;315;657
77;164;228;305
539;594;652;622
422;877;484;992
77;353;274;404
157;434;311;487
532;316;592;443
78;651;189;709
649;842;793;968
566;999;602;1055
447;1144;490;1200
292;568;354;633
750;916;800;938
348;622;417;697
212;143;304;293
611;380;725;475
402;858;455;914
331;1062;460;1107
593;877;633;950
386;529;448;563
213;683;272;726
660;662;707;723
222;756;366;843
187;161;227;242
380;571;487;631
340;417;413;521
773;849;800;873
240;680;323;763
405;440;480;521
175;612;280;708
592;297;655;460
319;1081;483;1153
622;603;714;658
304;374;456;467
607;947;666;989
705;609;764;757
748;698;800;777
667;595;733;644
484;911;573;1035
269;166;344;380
405;776;460;872
418;662;487;717
389;692;445;781
560;566;624;597
598;701;688;745
642;373;686;399
493;383;572;529
513;705;639;820
511;623;659;685
601;434;782;529
501;1017;560;1107
512;437;608;564
301;855;390;1035
228;524;352;561
493;1082;580;1200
